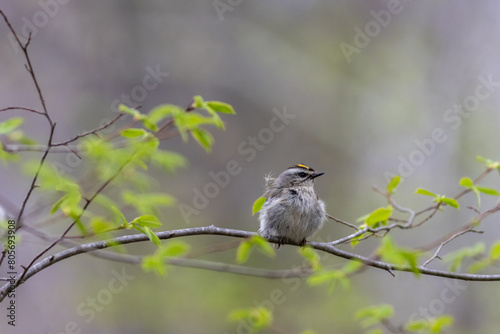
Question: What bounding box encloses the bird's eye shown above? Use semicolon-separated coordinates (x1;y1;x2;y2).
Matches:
298;172;307;178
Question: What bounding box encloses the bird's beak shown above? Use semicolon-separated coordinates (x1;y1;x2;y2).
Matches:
310;172;324;179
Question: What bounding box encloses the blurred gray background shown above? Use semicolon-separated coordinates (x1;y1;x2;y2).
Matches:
1;1;500;333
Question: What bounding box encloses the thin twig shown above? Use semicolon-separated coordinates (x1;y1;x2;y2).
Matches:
51;114;123;147
326;214;360;231
0;106;45;116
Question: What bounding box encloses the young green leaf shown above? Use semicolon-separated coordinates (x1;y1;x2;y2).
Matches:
386;175;401;194
444;242;485;272
147;104;183;124
252;235;275;258
228;307;273;332
206;101;236;114
150;150;187;173
307;269;350;291
90;217;117;234
191;128;214;152
252;197;267;215
0;142;19;162
119;105;143;120
121;128;148;138
142;255;166;276
299;246;321;270
355;304;393;328
459;177;473;188
157;240;191;258
415;188;437;197
110;205;128;227
133;225;161;247
476;186;500;196
131;214;162;229
365;206;393;227
141;241;191;276
0;117;24;135
476;155;500;169
378;237;421;276
490;241;500;260
439;197;459;209
236;239;253;264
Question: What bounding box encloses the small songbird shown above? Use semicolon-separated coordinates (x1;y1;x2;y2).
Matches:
258;164;326;247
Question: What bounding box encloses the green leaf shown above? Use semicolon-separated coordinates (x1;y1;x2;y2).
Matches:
236;236;274;263
444;242;485;272
468;260;489;273
365;206;393;227
386;175;401;194
0;142;19;162
476;155;500;169
206;101;236;114
191;128;214;152
228;307;273;332
60;191;82;217
252;235;276;258
110;205;128;227
476;186;500;196
90;217;117;234
378;237;420;276
121;128;148;138
307;269;350;291
430;315;454;332
119;105;143;120
141;241;191;276
407;315;454;333
252;197;266;215
147;104;183;125
439;197;459;209
50;194;68;214
459;177;473;188
236;239;253;264
142;255;166;276
490;241;500;260
0;117;24;135
133;224;161;246
299;246;321;270
192;95;205;109
356;304;393;328
131;214;162;229
123;191;176;215
157;240;191;258
150;150;187;173
415;188;437;197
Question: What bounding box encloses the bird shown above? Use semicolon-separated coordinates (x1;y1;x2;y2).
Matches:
258;164;326;247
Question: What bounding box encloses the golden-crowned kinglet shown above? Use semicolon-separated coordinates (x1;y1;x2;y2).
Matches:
258;164;326;247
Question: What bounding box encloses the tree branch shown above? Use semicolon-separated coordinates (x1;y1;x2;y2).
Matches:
3;225;500;302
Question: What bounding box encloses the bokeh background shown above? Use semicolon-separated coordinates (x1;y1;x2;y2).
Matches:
1;1;500;333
